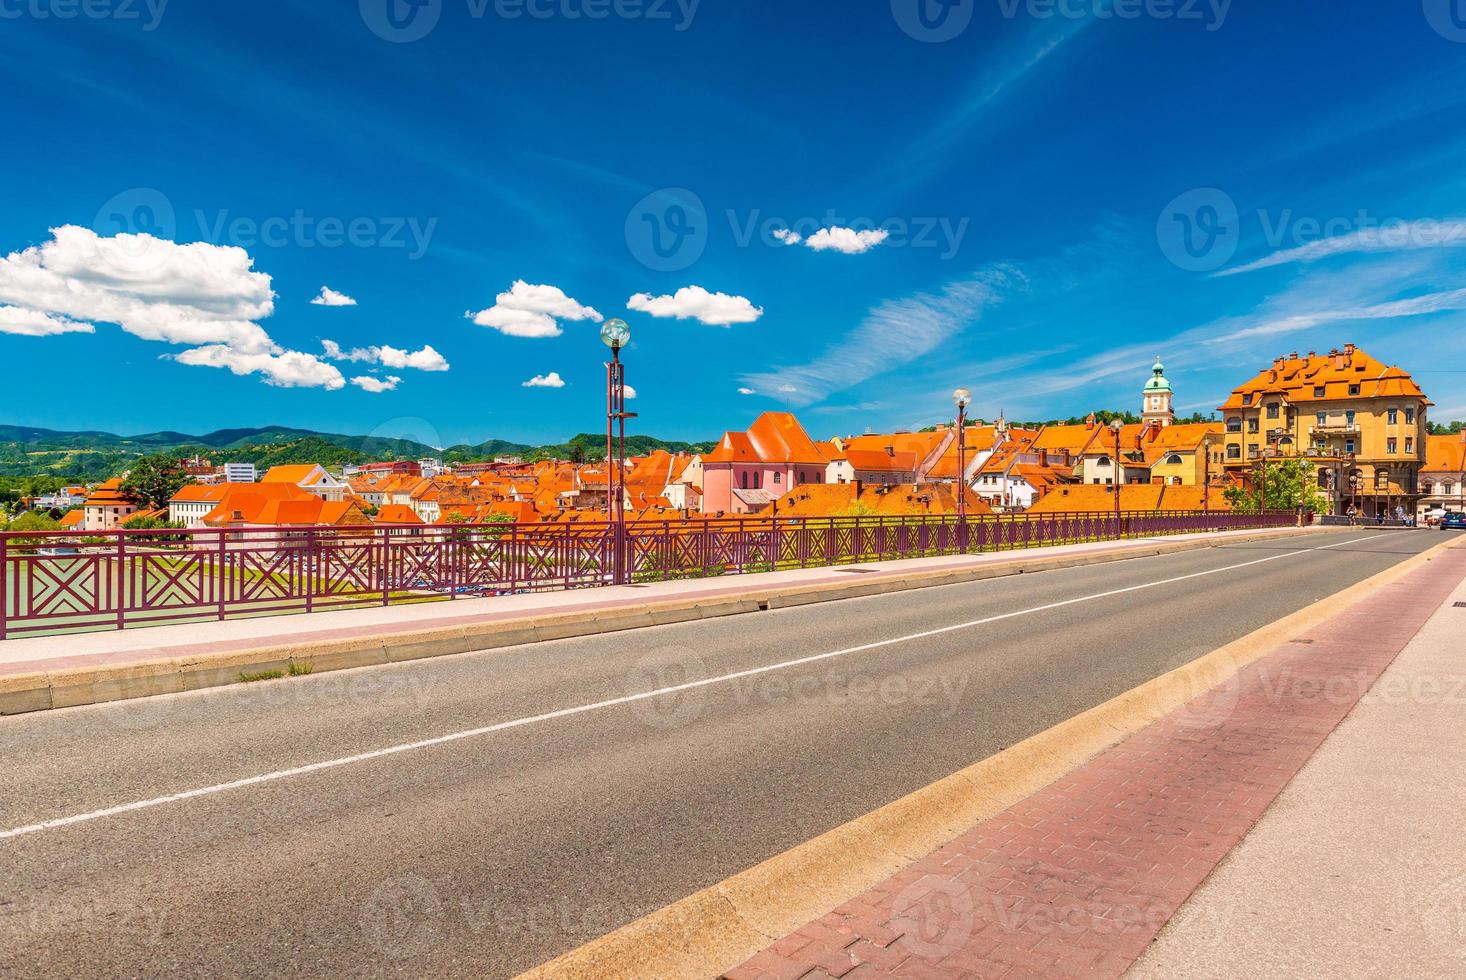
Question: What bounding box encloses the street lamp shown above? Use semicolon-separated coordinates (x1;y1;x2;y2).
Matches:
953;387;971;551
1110;419;1124;534
601;318;635;584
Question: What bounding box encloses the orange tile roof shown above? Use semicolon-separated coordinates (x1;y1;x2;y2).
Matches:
84;478;137;507
705;412;824;465
375;504;424;524
1219;346;1428;411
841;448;920;472
1423;434;1466;474
1025;483;1231;513
259;464;323;484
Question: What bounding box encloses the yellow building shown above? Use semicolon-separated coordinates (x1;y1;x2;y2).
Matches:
1078;359;1222;487
1217;344;1430;518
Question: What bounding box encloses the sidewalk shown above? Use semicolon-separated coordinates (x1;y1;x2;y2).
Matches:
1128;550;1466;978
0;526;1310;680
719;539;1466;980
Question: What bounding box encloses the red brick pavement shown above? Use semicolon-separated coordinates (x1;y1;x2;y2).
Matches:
723;546;1466;980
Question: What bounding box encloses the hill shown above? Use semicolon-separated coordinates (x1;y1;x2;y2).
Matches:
0;424;714;481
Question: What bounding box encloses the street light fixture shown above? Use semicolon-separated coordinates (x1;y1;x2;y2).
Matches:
953;388;972;551
601;318;635;584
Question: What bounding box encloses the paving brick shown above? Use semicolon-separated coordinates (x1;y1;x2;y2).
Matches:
719;549;1465;980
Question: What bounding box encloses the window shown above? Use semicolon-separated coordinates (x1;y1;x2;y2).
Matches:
1345;440;1356;454
1227;445;1241;460
773;472;781;485
1248;444;1260;458
740;472;748;490
1314;386;1326;398
1247;419;1259;433
1406;408;1416;424
1267;403;1279;419
1387;408;1398;425
1226;417;1242;433
1423;482;1435;496
1376;470;1390;490
1316;411;1327;426
1405;438;1414;454
1166;454;1183;465
1349;384;1361;396
1446;483;1457;496
1096;455;1111;467
1387;438;1398;454
1345;410;1356;426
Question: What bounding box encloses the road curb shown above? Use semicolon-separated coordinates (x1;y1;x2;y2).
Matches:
514;531;1465;980
0;526;1325;717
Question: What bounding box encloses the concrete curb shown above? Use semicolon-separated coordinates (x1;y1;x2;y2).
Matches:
0;526;1324;717
514;531;1466;980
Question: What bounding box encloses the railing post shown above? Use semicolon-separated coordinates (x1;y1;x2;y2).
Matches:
382;526;392;606
0;533;8;642
216;531;227;623
304;528;315;614
115;531;126;631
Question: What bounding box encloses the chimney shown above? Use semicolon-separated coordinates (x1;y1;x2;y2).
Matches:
1273;357;1285;371
1332;349;1347;369
1038;449;1048;466
1344;343;1356;355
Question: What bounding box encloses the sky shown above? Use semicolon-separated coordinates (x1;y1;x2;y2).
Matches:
2;0;1466;448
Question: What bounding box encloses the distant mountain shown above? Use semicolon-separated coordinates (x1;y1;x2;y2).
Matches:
0;424;713;480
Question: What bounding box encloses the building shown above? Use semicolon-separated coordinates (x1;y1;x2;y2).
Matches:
701;412;828;514
169;482;317;527
81;479;139;531
1141;357;1176;428
1218;345;1430;517
1026;483;1231;514
259;464;349;502
220;462;258;483
825;447;920;486
1419;433;1466;519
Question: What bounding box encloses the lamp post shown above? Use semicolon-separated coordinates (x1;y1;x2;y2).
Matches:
601;318;635;585
1110;420;1124;536
953;387;971;552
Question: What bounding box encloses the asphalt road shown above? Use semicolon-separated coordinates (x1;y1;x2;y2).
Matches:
0;529;1453;978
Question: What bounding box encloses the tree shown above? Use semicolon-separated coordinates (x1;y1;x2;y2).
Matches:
121;514;182;531
2;511;61;533
1428;420;1465;435
120;455;195;508
1223;457;1328;515
568;442;587;464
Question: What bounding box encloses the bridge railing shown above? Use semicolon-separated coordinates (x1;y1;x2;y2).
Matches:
0;510;1298;638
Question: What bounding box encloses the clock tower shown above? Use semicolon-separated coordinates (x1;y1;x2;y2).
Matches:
1142;357;1175;427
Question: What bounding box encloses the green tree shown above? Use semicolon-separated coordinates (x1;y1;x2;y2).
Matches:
2;511;61;533
121;514;182;531
1223;457;1327;515
1427;420;1464;435
568;442;587;464
120;455;195;508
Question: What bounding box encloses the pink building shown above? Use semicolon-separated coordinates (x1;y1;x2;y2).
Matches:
701;412;828;514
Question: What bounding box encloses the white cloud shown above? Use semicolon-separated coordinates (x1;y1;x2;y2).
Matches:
351;375;402;393
626;286;764;326
741;268;1009;406
311;286;357;307
772;229;802;246
0;225;276;353
322;340;450;371
1203;285;1466;344
1218;219;1466;277
0;306;93;337
0;225;352;390
623;384;638;399
738;387;756;395
468;281;603;338
171;345;346;390
522;372;566;388
804;227;890;255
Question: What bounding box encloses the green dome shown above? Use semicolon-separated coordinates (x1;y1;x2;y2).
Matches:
1145;357;1172;393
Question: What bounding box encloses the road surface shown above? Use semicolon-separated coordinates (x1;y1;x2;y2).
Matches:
0;529;1452;977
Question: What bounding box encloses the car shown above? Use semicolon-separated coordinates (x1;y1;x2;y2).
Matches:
1442;512;1466;530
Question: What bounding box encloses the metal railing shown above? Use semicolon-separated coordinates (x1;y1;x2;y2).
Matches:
0;510;1298;639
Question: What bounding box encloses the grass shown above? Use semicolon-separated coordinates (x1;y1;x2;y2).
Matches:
287;660;314;676
238;669;285;683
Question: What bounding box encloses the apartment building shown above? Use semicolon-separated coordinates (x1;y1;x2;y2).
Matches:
1217;345;1430;517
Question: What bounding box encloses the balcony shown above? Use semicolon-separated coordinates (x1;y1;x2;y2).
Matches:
1310;423;1359;436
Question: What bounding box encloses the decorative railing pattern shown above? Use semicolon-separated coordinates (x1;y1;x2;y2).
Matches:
0;510;1297;638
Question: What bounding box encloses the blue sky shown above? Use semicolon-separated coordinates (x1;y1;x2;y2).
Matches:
2;0;1466;447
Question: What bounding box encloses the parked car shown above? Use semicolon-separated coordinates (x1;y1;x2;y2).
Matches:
1441;511;1466;531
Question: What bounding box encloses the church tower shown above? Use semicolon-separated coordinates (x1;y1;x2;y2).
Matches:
1142;357;1175;427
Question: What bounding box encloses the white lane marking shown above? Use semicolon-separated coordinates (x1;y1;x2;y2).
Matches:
0;532;1402;841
